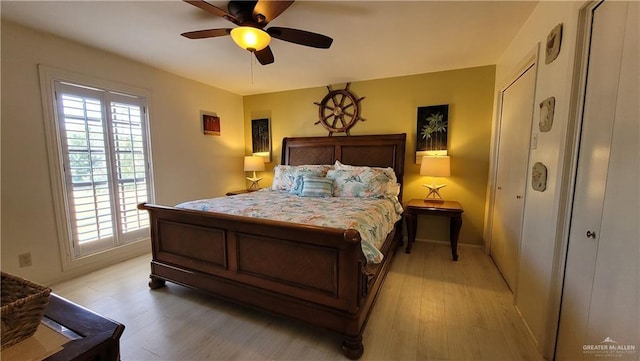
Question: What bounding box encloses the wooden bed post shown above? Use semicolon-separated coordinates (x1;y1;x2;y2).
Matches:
342;334;364;360
148;276;165;289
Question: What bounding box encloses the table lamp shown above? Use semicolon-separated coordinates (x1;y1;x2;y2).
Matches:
420;155;451;202
244;155;265;190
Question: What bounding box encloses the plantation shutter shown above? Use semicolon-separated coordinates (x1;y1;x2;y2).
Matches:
54;81;150;257
111;100;149;236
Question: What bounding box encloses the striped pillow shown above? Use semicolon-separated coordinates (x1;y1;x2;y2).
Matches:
271;164;333;192
289;169;326;195
300;176;333;198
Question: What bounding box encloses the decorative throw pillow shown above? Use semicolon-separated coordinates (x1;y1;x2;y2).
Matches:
289;175;305;195
289;169;325;195
299;176;333;198
271;164;333;192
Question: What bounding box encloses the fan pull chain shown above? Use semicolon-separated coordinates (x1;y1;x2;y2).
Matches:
250;51;254;85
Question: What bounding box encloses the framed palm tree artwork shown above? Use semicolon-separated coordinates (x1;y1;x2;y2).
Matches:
251;118;271;162
416;104;449;163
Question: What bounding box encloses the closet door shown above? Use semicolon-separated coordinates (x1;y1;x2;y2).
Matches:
490;64;535;291
556;1;639;359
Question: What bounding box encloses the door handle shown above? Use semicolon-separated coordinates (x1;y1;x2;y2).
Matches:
516;195;522;199
586;230;596;239
497;186;502;190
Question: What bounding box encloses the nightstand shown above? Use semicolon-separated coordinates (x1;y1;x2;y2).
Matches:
225;189;260;196
404;199;464;261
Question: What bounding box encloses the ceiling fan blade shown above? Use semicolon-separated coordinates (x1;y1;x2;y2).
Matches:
181;28;232;39
252;0;294;26
255;46;274;65
267;27;333;49
184;0;239;24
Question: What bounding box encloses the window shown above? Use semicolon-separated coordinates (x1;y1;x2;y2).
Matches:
52;81;152;257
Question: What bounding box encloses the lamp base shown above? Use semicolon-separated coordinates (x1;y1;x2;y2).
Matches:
422;183;446;202
247;176;262;190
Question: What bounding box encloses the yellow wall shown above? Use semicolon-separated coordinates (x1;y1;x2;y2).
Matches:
243;66;496;245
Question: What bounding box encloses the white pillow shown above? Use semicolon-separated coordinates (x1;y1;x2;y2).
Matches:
334;160;398;183
326;168;390;198
333;160;400;197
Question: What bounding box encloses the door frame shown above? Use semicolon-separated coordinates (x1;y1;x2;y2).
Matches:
546;1;602;358
483;47;539;257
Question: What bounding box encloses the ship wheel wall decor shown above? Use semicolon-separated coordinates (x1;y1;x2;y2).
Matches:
314;83;365;136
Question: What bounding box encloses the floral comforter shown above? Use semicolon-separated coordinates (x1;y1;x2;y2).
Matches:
176;189;404;264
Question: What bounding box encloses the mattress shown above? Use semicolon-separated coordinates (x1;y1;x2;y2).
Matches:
177;189;403;263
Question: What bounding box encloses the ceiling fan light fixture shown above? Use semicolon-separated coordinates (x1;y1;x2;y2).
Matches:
230;27;271;52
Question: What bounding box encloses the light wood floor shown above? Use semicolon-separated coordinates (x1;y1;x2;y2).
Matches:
52;242;543;361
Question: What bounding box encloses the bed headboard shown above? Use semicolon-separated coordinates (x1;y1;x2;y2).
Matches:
281;133;407;196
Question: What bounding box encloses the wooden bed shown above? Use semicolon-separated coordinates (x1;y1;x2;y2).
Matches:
138;133;406;359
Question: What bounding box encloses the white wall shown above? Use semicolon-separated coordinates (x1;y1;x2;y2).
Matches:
492;1;586;357
1;21;246;285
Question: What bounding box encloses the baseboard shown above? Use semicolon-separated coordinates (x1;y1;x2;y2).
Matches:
46;240;151;286
411;237;484;248
514;304;545;356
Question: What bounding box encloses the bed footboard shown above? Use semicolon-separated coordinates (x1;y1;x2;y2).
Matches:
139;203;399;359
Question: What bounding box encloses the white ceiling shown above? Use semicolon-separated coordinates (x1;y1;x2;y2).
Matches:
1;1;538;96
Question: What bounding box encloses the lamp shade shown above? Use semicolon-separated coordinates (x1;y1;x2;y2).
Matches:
244;156;265;172
230;27;271;52
420;156;451;177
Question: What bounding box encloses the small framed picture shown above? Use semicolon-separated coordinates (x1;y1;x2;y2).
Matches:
201;111;220;136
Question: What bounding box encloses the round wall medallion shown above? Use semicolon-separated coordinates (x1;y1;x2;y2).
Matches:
532;162;548;192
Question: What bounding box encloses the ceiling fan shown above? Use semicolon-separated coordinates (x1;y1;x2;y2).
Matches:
181;0;334;65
